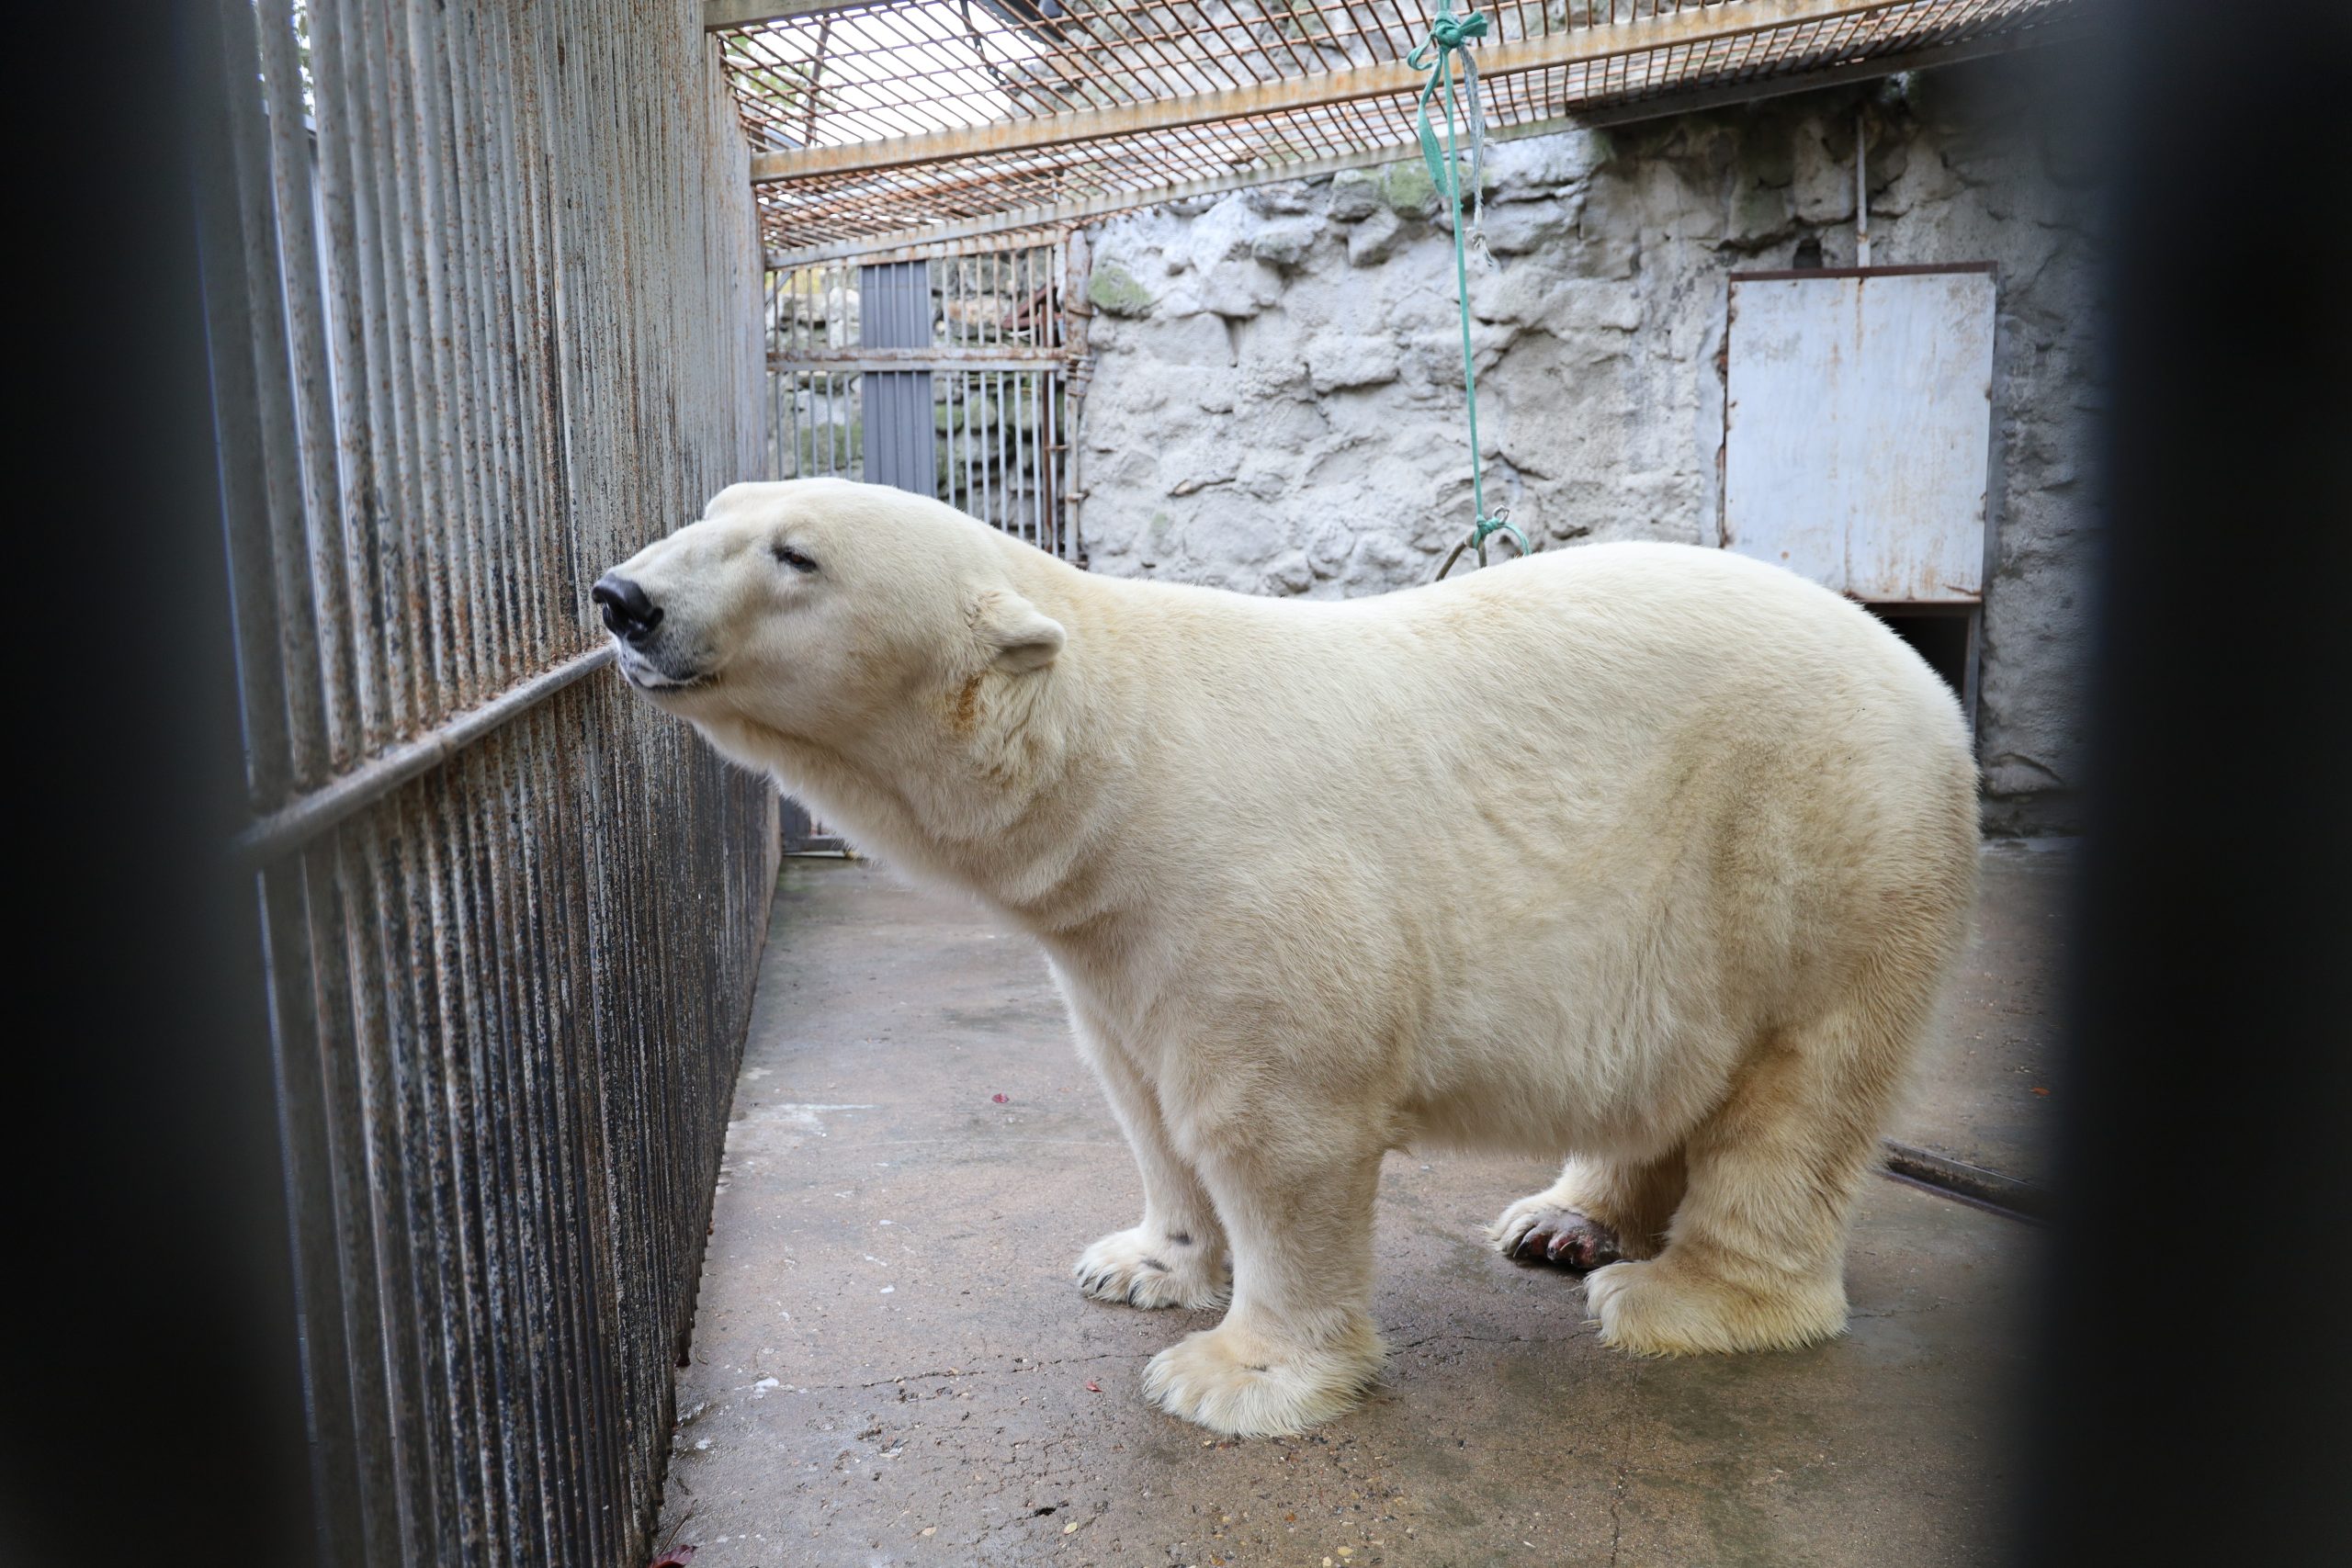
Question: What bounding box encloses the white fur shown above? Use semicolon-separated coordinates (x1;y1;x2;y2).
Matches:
605;479;1979;1436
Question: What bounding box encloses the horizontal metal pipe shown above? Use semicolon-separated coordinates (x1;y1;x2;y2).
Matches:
771;350;1058;373
1880;1137;2051;1221
705;0;893;29
233;645;615;870
767;346;1066;369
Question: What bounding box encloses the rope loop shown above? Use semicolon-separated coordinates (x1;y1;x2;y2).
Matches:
1437;509;1531;581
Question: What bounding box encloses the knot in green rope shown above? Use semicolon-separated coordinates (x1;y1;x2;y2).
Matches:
1406;1;1491;217
1419;4;1487;51
1409;3;1528;579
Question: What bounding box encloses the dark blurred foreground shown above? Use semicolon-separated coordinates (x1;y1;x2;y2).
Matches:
9;2;2348;1562
2016;2;2352;1562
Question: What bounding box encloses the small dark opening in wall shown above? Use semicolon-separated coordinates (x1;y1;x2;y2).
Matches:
1864;603;1976;713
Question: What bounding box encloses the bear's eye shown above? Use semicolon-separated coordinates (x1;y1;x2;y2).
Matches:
772;543;819;574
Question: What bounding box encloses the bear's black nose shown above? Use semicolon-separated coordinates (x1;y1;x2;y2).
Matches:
593;574;662;643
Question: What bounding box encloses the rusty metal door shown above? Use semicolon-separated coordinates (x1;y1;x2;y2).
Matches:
197;4;776;1564
1724;264;1999;603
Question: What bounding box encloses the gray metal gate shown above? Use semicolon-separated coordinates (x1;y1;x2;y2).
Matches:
764;238;1082;559
198;3;775;1564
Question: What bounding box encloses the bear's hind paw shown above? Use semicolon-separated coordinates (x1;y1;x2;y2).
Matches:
1489;1199;1624;1273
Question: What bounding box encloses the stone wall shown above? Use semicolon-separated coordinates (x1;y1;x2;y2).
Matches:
1071;53;2101;829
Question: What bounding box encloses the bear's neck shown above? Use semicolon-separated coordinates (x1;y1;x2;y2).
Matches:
748;570;1152;942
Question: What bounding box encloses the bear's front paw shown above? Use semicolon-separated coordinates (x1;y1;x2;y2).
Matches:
1074;1226;1230;1310
1140;1316;1384;1437
1585;1256;1849;1357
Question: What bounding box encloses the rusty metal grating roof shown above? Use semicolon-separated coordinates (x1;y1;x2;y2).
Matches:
716;0;2089;260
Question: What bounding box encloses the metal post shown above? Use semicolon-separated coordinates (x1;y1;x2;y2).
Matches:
1855;107;1871;266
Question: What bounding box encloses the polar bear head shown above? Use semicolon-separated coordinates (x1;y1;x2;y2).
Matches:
593;479;1067;773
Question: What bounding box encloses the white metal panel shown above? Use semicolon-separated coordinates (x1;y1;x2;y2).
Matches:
1724;268;1997;602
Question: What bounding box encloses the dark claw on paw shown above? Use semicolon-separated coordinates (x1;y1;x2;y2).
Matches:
1510;1213;1623;1273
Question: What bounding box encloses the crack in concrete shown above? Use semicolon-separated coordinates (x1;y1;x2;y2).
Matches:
1605;1361;1643;1568
1847;1299;1949;1322
1392;1329;1582;1353
741;1348;1154;1396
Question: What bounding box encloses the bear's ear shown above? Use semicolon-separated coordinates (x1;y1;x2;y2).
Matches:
973;588;1066;673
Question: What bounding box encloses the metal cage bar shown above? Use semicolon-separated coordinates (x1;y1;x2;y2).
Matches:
200;3;776;1564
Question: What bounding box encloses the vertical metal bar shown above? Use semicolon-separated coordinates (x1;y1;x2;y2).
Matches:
366;0;442;735
977;368;991;527
220;0;331;796
398;0;460;719
194;3;293;812
310;0;394;755
346;0;424;741
1051;237;1069;557
256;0;362;773
334;815;439;1564
1048;367;1064;558
1025;369;1039;547
406;0;487;714
488;9;554;679
364;788;465;1563
446;6;523;704
991;367;1007;529
256;857;368;1566
498;709;587;1567
300;832;405;1567
1855;105;1872;266
1011;367;1027;544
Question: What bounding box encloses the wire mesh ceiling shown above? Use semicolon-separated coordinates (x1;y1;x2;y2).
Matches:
720;0;2087;257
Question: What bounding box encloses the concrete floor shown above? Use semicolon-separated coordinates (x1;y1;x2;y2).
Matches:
1891;839;2075;1200
656;852;2059;1568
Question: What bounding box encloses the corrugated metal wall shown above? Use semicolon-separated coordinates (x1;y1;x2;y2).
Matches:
197;3;776;1564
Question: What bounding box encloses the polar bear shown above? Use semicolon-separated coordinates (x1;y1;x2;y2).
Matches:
596;478;1978;1438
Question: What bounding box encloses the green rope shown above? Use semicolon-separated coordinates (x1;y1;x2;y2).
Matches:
1409;1;1528;578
